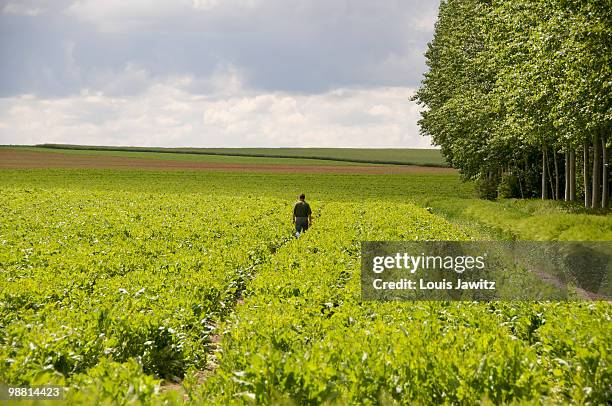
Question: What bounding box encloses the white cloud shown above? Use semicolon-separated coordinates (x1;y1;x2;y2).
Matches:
2;1;43;16
0;81;432;148
64;0;263;32
83;63;152;97
3;1;440;96
0;1;440;148
411;7;438;32
191;0;219;11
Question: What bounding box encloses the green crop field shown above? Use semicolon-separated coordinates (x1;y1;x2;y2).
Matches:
2;0;609;403
33;144;448;167
1;146;369;167
1;166;610;404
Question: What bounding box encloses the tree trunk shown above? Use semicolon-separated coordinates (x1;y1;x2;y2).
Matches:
602;134;609;209
564;150;570;201
546;148;555;200
592;133;601;209
542;147;548;200
569;149;576;201
553;149;560;200
517;164;524;198
584;141;591;208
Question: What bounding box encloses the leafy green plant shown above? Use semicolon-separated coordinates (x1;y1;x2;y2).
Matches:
0;170;609;405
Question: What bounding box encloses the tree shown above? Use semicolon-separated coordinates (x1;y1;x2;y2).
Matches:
414;0;611;207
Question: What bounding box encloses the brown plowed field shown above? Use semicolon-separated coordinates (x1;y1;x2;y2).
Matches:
0;149;456;174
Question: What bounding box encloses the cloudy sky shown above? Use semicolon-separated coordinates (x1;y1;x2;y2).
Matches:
0;0;440;148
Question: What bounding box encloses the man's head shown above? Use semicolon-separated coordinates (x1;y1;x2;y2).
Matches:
299;193;305;201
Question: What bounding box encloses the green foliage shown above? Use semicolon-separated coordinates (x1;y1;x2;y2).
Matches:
66;358;171;405
413;0;611;200
0;186;291;399
425;197;612;241
498;173;521;199
0;168;469;198
413;0;497;180
194;202;609;404
0;169;610;404
476;176;499;200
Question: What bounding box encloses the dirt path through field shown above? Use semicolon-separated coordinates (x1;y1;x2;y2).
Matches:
0;149;456;174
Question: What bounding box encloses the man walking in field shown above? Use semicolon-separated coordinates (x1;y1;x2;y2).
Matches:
293;193;312;237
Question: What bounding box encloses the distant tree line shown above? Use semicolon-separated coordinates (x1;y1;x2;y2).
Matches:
413;0;610;208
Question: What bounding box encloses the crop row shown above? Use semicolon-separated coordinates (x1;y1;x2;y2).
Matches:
194;201;610;404
1;187;609;404
0;188;291;399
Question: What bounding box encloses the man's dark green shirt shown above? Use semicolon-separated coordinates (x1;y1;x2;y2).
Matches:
293;201;312;217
